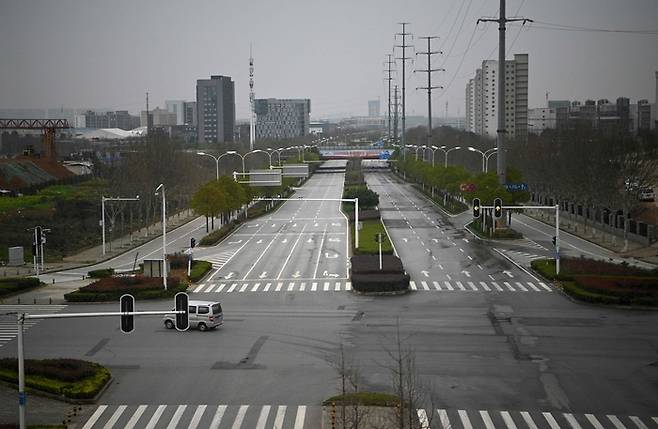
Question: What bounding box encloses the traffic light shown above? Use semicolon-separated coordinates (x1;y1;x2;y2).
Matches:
35;226;42;245
472;198;481;218
552;236;557;246
174;292;189;331
190;237;196;248
119;294;135;334
494;198;502;219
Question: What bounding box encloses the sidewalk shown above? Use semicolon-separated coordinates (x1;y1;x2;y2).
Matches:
0;209;198;278
524;209;658;265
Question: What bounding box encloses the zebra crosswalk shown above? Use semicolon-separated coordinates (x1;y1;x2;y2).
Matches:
204;250;238;270
414;407;658;429
189;280;552;294
0;304;68;348
78;404;316;429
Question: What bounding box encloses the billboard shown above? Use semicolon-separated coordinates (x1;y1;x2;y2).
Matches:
282;164;309;178
243;169;282;187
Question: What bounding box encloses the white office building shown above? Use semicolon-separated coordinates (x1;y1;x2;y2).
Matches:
465;54;528;140
528;108;557;134
165;100;186;125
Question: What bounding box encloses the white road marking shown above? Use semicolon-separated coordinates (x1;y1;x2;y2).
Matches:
227;283;237;293
515;282;528;292
124;405;147;429
520;412;538;429
564;413;583;429
459;410;474;429
438;409;451;429
543;412;562;429
629;416;649;429
209;405;227;429
480;410;495;429
251;283;260;292
480;281;491;291
492;282;503;291
103;405;126;429
230;405;249;429
275;282;283;292
144;405;166;429
255;405;271;429
585;414;605;429
165;405;187;429
293;405;306;429
312;282;318;291
608;415;627;429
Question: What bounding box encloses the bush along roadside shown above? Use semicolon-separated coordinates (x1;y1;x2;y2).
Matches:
86;268;114;278
530;257;658;307
0;277;42;299
188;260;212;283
64;276;187;302
0;358;111;401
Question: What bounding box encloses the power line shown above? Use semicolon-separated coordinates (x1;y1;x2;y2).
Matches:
526;20;658;34
415;36;444;148
395;22;413;147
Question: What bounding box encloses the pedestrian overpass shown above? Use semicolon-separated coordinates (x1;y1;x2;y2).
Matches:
318;146;394;159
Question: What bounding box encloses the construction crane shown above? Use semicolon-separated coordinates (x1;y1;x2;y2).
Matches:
0;118;71;159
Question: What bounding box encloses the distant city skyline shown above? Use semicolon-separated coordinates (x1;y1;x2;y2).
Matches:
1;0;657;119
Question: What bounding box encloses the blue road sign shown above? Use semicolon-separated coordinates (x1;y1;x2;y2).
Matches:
379;150;391;159
504;183;528;192
18;391;26;405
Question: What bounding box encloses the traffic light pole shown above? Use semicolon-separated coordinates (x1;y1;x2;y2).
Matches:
13;307;185;429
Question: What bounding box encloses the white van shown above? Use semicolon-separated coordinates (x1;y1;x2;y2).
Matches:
163;300;223;331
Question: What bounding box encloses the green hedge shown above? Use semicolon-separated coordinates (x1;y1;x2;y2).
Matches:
412;185;468;215
351;273;409;292
199;221;240;246
323;392;402;407
87;268;114;278
189;260;212;283
0;359;110;400
64;281;187;302
0;277;41;298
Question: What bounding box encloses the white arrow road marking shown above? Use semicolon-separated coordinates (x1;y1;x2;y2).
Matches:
403;238;408;242
282;239;288;243
421;270;429;278
228;240;242;244
292;271;301;278
292;223;297;227
462;238;469;243
325;252;338;259
256;239;263;244
332;222;340;226
225;272;235;279
328;238;341;242
259;272;268;279
247;224;260;228
314;223;319;227
461;270;471;278
307;238;313;243
503;270;514;278
271;223;276;227
432;238;439;243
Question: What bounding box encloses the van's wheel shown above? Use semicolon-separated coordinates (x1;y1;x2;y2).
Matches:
198;323;207;332
164;320;174;329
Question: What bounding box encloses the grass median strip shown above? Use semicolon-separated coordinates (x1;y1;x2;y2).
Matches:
0;277;41;299
352;219;394;255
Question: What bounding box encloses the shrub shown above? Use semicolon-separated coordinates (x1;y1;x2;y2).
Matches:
64;278;186;302
343;186;379;209
0;277;41;297
188;260;212;283
351;255;403;274
0;358;96;382
351;273;410;292
87;268;114;278
167;253;189;270
199;221;240;246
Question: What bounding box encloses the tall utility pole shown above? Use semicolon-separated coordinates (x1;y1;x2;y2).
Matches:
416;36;444;152
395;22;412;148
478;0;532;186
249;44;256;151
145;92;150;135
393;85;400;146
384;54;395;141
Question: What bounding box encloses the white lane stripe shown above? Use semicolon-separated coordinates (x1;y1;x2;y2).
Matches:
515;282;528;292
231;405;249;429
255;405;271;429
501;411;518;429
226;283;236;293
239;284;248;292
608;415;627;429
209;405;227;429
503;282;516;291
166;405;187;429
480;281;491;291
630;416;649;429
543;412;562;429
520;411;538;429
564;413;583;429
193;284;205;293
410;281;417;290
346;282;352;291
421;281;430;290
276;282;283;292
585;414;605;429
124;405;147;429
335;282;341;291
288;282;295;291
312;282;318;291
444;281;454;291
274;405;287;429
324;282;330;291
264;283;271;292
467;281;478;291
144;405;167;429
539;282;552;291
456;281;466;291
103;405;127;429
527;282;541;291
204;284;216;293
480;410;495;429
651;418;658;425
188;405;207;429
294;405;306;429
82;405;108;429
433;281;442;290
459;409;473;429
438;409;451;429
251;283;260;292
417;409;430;428
491;282;503;291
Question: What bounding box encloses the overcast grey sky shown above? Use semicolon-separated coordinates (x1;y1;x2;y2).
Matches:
1;0;657;120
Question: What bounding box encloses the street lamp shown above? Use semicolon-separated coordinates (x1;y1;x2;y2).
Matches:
415;145;426;161
197;151;242;180
437;145;462;167
101;195;140;256
155;183;167;291
429;145;442;167
467;147;497;172
245;149;273;168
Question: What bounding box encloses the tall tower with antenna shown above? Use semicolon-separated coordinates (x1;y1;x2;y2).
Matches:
249;45;256;151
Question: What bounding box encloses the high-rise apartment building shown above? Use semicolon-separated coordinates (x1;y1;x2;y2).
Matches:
165;100;185;125
183;102;197;126
255;98;310;140
465;54;528;140
368;100;380;117
196;75;235;144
